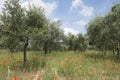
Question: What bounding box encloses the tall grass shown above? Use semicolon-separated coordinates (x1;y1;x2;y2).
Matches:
0;50;120;80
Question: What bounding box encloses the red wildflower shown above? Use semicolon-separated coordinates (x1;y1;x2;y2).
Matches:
54;75;58;80
13;76;19;80
39;77;43;80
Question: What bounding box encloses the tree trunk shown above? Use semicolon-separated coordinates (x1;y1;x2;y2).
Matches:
117;49;119;56
113;48;115;55
44;42;48;54
112;43;115;55
49;43;52;53
23;37;28;69
117;43;120;57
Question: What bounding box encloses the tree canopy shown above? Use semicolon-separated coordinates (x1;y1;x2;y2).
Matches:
87;3;120;56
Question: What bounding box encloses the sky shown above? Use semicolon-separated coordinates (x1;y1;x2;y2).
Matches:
0;0;118;35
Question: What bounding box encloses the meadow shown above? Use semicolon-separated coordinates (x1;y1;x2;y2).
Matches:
0;50;120;80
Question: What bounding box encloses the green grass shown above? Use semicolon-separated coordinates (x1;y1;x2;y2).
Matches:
0;50;120;80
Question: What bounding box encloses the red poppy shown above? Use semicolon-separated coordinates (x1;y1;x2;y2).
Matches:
13;76;19;80
54;75;58;80
39;77;43;80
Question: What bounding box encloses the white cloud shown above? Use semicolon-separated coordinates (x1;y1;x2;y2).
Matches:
52;17;60;22
71;0;94;17
0;0;5;13
80;6;94;16
71;0;84;10
75;20;88;27
61;22;79;35
63;27;79;35
0;0;57;17
21;0;57;16
73;19;89;34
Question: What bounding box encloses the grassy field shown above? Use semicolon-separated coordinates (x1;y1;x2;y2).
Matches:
0;50;120;80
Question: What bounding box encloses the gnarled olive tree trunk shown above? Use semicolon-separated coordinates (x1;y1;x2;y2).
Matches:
23;37;28;69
